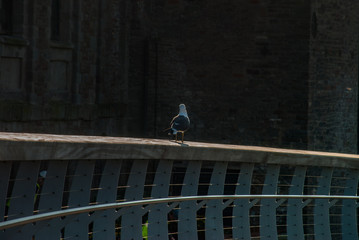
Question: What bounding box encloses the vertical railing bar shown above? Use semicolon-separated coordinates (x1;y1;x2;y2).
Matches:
178;160;201;240
0;161;11;222
147;159;173;239
232;163;254;240
287;166;306;239
92;159;122;240
260;164;280;240
4;161;40;239
63;160;95;240
342;169;359;240
120;159;148;240
205;161;227;240
314;167;333;240
35;160;68;240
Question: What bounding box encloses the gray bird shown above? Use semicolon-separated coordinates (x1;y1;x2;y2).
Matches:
167;104;190;143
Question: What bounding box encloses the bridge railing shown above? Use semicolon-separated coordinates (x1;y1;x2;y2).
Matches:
0;132;358;240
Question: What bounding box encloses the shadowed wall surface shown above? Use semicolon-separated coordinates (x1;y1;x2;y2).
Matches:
0;0;358;153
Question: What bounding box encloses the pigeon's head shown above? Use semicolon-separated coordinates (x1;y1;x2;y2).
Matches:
179;104;188;116
179;103;186;110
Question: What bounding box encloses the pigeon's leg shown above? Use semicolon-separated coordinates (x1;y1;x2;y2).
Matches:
175;133;178;142
181;132;184;143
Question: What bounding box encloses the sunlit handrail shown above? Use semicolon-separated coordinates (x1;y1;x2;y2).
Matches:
1;194;358;231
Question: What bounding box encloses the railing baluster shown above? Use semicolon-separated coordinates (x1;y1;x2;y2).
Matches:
232;163;254;240
4;161;40;239
36;160;68;240
121;159;148;240
205;161;228;240
148;159;173;239
342;169;359;240
0;161;11;222
260;164;280;239
93;159;122;240
178;161;202;240
0;161;12;240
64;160;95;240
0;134;359;239
314;167;333;239
287;166;307;239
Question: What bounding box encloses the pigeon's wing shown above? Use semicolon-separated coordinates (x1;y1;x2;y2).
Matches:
171;115;190;131
170;115;179;126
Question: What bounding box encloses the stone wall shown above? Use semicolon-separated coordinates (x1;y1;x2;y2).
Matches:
308;1;359;153
0;0;128;136
0;0;358;153
139;0;311;149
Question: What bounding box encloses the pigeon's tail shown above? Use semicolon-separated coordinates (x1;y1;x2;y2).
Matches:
163;127;171;132
163;127;176;136
163;127;172;135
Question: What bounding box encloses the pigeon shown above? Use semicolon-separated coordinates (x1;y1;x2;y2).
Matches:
166;104;190;143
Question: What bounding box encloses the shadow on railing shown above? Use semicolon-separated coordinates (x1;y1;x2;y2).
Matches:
0;132;359;239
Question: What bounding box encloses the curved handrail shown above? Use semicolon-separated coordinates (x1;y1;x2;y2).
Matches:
1;194;358;230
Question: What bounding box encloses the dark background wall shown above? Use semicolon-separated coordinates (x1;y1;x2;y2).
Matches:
0;0;357;153
308;0;359;153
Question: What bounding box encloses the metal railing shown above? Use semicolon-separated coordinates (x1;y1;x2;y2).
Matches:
0;132;359;239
